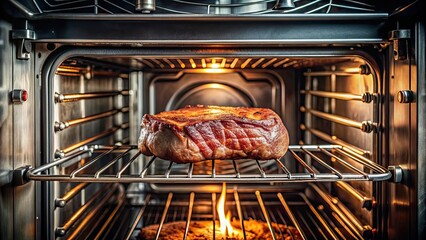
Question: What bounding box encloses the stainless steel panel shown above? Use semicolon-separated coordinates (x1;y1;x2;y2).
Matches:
25;15;387;45
3;0;379;16
0;19;13;240
386;31;417;239
12;34;36;239
416;21;426;240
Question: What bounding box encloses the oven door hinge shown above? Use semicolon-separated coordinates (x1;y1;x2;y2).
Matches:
389;29;411;61
11;29;36;60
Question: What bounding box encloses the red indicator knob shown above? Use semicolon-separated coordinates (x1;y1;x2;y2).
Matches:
10;89;28;103
21;90;28;102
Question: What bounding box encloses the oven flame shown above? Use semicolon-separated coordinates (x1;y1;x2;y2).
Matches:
217;182;234;236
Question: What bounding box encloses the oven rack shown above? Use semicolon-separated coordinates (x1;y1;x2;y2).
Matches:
56;184;371;239
26;144;391;183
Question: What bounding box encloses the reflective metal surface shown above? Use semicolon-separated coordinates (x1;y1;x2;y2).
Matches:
0;18;39;239
416;21;426;240
386;32;413;240
4;0;381;17
12;27;37;240
302;59;378;228
0;14;387;46
0;19;14;240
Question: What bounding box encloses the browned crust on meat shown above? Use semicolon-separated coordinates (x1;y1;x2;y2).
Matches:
138;105;289;163
144;105;283;131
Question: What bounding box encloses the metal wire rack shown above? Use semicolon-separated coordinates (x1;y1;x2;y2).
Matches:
10;0;377;15
55;184;372;239
27;144;391;183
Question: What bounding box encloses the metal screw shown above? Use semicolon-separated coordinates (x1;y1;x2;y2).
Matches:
361;92;373;103
54;121;69;132
361;121;375;133
359;64;371;75
54;149;65;159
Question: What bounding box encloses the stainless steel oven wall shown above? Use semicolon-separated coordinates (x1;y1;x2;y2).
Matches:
416;20;426;240
44;55;131;237
302;57;379;228
385;19;425;239
0;19;37;240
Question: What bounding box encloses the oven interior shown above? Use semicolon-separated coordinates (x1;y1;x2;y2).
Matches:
31;48;387;239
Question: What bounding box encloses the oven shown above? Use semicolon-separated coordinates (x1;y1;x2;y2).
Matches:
0;0;424;239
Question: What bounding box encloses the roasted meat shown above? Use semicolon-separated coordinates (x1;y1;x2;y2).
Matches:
138;105;289;163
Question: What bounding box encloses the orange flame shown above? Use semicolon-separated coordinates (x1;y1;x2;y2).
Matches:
217;182;233;236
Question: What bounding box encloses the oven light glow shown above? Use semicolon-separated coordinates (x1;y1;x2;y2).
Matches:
217;182;234;237
210;63;220;69
344;67;361;73
201;68;229;73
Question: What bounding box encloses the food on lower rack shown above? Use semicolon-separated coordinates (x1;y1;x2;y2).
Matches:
138;105;289;163
140;219;301;240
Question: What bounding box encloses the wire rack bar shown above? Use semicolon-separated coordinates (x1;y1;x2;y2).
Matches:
234;191;247;240
335;181;373;210
301;148;343;178
300;124;370;157
55;107;129;132
124;194;151;240
59;126;123;154
55;90;130;103
94;148;132;178
55;182;89;208
119;189;369;240
55;184;117;237
187;163;194;178
300;89;371;102
183;192;195;240
300;106;375;133
154;192;173;240
277;193;307;240
93;194;125;240
256;191;277;240
117;151;142;178
27;144;391;183
299;194;340;240
316;206;347;239
165;161;173;178
310;183;371;238
70;145;120;178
